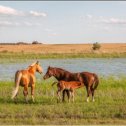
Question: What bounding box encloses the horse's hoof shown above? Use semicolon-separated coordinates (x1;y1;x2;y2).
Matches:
86;100;89;102
14;101;17;104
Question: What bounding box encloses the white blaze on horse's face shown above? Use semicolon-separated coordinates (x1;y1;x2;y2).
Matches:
36;64;43;74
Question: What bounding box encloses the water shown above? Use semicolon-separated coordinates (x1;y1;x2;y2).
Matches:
0;58;126;81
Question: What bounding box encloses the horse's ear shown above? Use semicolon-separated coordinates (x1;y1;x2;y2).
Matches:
48;66;51;69
36;61;39;64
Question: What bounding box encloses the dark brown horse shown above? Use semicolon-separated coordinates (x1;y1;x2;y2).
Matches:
43;66;99;102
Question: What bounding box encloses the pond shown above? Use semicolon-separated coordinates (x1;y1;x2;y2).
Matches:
0;58;126;81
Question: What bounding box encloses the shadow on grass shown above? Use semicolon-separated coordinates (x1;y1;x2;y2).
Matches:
0;96;77;106
0;97;59;105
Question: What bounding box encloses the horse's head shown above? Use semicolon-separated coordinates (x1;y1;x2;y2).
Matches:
35;61;43;74
29;61;43;74
43;66;54;79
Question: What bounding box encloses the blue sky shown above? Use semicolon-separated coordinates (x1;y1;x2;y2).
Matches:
0;1;126;44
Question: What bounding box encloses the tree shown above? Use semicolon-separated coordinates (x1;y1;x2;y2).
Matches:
32;41;39;44
92;42;101;50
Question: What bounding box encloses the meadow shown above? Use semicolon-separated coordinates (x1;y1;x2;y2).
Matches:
0;76;126;125
0;43;126;63
0;43;126;125
0;52;126;64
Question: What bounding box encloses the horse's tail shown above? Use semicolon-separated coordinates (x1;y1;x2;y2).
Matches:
51;82;58;87
11;71;22;99
93;74;99;90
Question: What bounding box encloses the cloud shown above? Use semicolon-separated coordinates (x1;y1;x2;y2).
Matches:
0;21;12;26
82;14;126;25
23;21;33;26
99;17;126;24
0;20;42;27
23;21;41;26
45;28;58;36
51;33;57;36
80;14;93;20
86;14;93;19
0;21;21;27
103;26;110;31
0;5;47;17
29;11;47;17
23;21;44;26
45;28;52;32
0;5;23;16
109;18;126;24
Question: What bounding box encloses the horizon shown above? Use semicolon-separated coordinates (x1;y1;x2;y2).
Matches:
0;1;126;44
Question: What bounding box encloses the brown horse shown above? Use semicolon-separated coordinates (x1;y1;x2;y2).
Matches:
52;80;84;102
44;66;99;102
11;61;43;102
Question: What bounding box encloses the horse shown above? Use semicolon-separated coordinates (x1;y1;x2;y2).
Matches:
11;61;43;103
43;66;99;102
52;80;84;102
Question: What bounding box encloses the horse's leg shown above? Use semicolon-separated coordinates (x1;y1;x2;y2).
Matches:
23;86;28;103
68;90;71;103
71;90;75;102
62;90;66;102
92;90;95;102
57;89;61;103
86;86;91;102
31;84;35;102
66;90;70;102
91;85;95;102
14;93;18;103
69;89;74;102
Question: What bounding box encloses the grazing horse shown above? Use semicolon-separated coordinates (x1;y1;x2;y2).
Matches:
11;61;43;102
52;80;84;102
43;66;99;102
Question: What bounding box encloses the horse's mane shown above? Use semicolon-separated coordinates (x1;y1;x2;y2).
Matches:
50;66;72;74
27;61;37;70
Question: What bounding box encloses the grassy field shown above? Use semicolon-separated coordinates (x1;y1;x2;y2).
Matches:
0;52;126;64
0;76;126;125
0;43;126;54
0;43;126;125
0;43;126;62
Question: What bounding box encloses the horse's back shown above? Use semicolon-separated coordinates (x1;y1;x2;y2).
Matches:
60;80;82;89
15;69;34;86
80;72;99;86
69;81;82;89
15;70;28;81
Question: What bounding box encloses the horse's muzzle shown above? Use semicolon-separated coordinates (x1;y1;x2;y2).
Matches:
43;75;47;80
39;71;43;75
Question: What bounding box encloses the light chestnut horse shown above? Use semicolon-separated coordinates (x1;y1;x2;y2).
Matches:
52;80;84;102
11;61;43;102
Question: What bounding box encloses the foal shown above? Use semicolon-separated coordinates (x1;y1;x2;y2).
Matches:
52;80;84;102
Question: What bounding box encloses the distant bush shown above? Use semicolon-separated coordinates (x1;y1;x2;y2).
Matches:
32;41;42;44
17;42;28;45
92;42;101;50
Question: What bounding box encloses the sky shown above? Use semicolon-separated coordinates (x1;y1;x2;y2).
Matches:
0;1;126;44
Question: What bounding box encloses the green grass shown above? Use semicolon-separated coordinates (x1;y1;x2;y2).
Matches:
0;76;126;125
0;52;126;63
